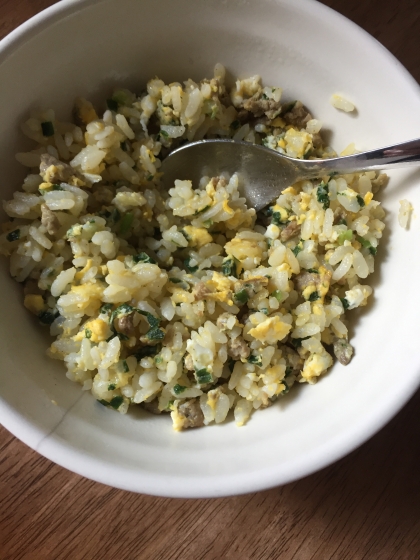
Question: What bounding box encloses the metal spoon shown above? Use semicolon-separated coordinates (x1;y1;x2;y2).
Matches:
161;138;420;211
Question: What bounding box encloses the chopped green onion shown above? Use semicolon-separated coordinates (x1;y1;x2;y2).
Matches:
317;183;330;210
337;229;353;245
6;229;20;242
247;355;263;366
357;195;365;207
106;98;119;112
270;290;283;302
195;368;212;385
173;384;186;395
100;303;113;315
285;366;293;377
133;252;156;264
193;205;211;216
134;345;159;361
41;121;55;137
234;289;249;304
160;129;169;137
292;242;303;256
38;310;57;325
119;212;133;235
146;327;165;340
137;310;160;329
85;328;92;339
169;277;183;283
221;256;238;277
98;395;124;410
290;336;310;348
121;360;129;373
369;246;377;256
260;308;269;315
281;380;290;395
184;258;198;274
340;297;350;310
108;384;116;391
306;268;319;273
308;291;320;302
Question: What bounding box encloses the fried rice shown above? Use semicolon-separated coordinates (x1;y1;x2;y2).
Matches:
0;64;387;429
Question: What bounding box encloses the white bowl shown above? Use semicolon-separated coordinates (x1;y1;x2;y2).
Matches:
1;0;420;498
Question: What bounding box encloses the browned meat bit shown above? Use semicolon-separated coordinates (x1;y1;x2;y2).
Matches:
141;399;162;415
294;271;319;292
39;154;74;184
283;101;312;129
114;311;135;336
177;399;204;429
40;203;60;235
192;282;211;301
228;336;251;360
243;93;282;119
333;338;354;365
312;132;323;149
184;353;194;371
333;207;347;225
280;220;301;242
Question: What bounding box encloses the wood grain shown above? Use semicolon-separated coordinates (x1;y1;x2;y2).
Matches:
0;1;419;559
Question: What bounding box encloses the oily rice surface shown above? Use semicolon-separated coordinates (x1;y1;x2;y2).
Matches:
0;64;386;429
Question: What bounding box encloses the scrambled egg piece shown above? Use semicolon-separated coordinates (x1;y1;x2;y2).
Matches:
24;294;44;315
224;237;263;262
183;226;212;248
301;266;332;303
204;272;233;304
301;351;333;383
74;259;93;281
249;316;291;345
73;318;110;342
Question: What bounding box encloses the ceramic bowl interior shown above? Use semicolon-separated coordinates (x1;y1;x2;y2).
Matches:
1;0;420;497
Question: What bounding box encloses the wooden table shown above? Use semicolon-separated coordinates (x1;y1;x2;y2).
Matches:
1;1;419;558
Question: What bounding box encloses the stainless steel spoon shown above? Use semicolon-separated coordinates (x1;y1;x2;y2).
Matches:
161;138;420;211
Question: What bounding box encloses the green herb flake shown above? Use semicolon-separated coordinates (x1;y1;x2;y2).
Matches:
271;211;289;226
369;246;377;256
98;396;124;410
133;252;156;264
119;212;133;235
195;368;212;385
290;336;310;349
106;98;119;112
138;310;160;329
292;241;303;256
100;303;113;315
281;380;290;395
108;384;116;391
260;308;269;315
146;327;165;341
337;229;353;245
173;384;187;395
306;268;319;273
6;229;20;242
234;289;249;305
147;174;154;181
85;328;92;339
160;129;169;137
317;183;330;210
340;297;350;310
270;290;283;302
134;345;159;361
285;366;293;377
38;310;57;326
184;258;198;274
169;277;183;283
308;291;320;302
193;205;211;216
247;355;263;366
121;360;129;373
357;195;365;207
41;121;55;137
221;256;238;278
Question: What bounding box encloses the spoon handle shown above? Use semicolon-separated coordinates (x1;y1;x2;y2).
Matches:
299;138;420;178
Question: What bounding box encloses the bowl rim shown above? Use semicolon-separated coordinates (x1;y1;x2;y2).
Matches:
1;0;420;498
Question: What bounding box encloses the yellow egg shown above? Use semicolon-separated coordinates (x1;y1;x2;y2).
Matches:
183;226;212;248
248;316;291;345
24;294;45;315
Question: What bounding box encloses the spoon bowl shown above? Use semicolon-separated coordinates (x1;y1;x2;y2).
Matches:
161;138;420;210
